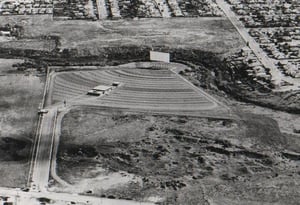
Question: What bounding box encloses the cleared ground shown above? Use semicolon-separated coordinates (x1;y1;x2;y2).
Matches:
51;67;223;116
0;16;244;57
54;107;299;204
0;59;44;187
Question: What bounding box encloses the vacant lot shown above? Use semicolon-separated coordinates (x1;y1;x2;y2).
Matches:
0;16;244;57
55;107;299;204
0;59;44;187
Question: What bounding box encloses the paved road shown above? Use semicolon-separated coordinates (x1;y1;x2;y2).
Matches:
50;108;72;187
215;0;300;90
0;187;154;205
31;108;57;192
96;0;108;19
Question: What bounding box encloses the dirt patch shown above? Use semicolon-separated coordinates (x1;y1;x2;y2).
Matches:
54;107;300;204
0;17;244;66
15;17;243;53
285;133;300;153
238;113;286;148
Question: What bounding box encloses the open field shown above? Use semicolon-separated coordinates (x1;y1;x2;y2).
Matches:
0;58;24;74
46;18;243;54
54;107;300;204
0;59;45;187
0;16;244;57
0;39;57;52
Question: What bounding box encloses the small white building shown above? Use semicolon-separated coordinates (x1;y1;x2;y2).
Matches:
87;85;112;96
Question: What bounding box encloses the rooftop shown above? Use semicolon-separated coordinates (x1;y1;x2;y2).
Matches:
93;85;112;91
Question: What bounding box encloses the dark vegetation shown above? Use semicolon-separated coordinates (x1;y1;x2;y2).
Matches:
0;137;31;161
37;197;52;203
178;57;300;113
1;36;297;113
0;23;24;38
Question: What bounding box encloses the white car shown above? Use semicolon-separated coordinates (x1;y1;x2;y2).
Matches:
38;109;48;114
87;90;102;96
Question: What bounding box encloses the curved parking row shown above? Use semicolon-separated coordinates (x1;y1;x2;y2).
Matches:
51;68;216;111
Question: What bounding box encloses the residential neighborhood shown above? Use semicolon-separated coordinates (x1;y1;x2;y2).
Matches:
0;0;299;204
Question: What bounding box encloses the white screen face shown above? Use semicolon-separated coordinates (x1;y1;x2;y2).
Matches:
150;51;170;63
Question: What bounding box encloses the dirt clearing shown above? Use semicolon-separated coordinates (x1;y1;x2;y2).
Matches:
53;107;299;204
0;16;244;57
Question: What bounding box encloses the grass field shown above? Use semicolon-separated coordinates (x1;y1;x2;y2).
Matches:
0;59;24;74
0;39;57;52
0;59;45;187
0;16;244;57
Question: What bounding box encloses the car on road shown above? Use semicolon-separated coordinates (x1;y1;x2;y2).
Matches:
85;190;93;194
38;109;48;115
112;81;120;86
21;187;30;192
87;89;102;96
